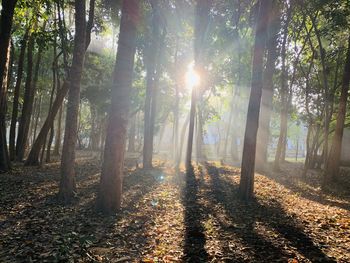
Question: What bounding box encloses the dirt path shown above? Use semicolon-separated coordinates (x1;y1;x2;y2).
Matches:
0;159;349;262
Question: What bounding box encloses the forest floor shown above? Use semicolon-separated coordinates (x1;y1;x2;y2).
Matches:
0;152;349;263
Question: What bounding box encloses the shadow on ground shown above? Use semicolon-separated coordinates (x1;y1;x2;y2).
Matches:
0;160;162;262
182;165;209;262
263;162;350;211
202;163;336;262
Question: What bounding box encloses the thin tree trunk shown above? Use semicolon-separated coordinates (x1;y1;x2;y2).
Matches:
239;0;271;200
256;3;280;170
33;94;42;141
324;35;350;183
97;0;138;214
26;82;68;165
53;103;63;155
303;124;312;177
143;1;161;169
224;2;241;160
274;6;291;171
172;39;179;162
16;34;35;161
46;123;55;162
58;0;88;203
46;37;58;163
311;15;330;167
127;115;136;152
186;0;211;170
9;28;29;160
177;114;190;168
25;0;95;166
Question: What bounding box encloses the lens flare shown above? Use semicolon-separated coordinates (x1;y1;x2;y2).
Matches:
185;62;200;90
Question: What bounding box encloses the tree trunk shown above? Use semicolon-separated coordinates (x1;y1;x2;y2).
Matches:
33;94;42;141
16;34;35;161
96;0;138;214
196;107;205;161
143;1;161;169
127;115;136;152
239;0;271;200
0;0;17;171
311;16;330;167
172;39;179;162
25;82;69;165
46;123;55;163
186;0;211;170
0;0;16;91
89;103;99;151
274;6;291;171
53;103;63;155
177;114;190;168
223;2;241;160
255;3;280;171
58;0;87;203
9;28;29;160
186;86;197;170
324;35;350;183
25;0;95;166
48;17;59;161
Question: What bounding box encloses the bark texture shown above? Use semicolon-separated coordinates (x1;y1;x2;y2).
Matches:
143;0;161;169
58;0;87;203
9;28;29;160
255;2;280;170
324;35;350;183
97;0;139;214
16;35;35;161
239;0;271;200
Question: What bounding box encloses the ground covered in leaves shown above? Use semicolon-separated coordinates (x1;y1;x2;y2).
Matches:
0;154;349;262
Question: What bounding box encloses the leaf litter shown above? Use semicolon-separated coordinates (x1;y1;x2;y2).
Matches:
0;157;349;262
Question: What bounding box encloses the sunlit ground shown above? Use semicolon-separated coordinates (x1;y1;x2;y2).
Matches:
0;152;349;262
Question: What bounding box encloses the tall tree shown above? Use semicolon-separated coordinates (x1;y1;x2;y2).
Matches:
97;0;139;214
16;32;41;161
255;1;281;171
185;0;211;170
143;0;161;169
274;5;291;171
9;28;29;160
25;0;95;166
58;0;89;203
239;0;271;200
324;35;350;183
0;0;17;172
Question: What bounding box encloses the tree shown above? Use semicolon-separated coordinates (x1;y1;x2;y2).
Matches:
15;33;35;161
185;0;211;170
324;35;350;183
96;0;139;214
58;0;95;203
274;4;292;171
0;0;17;172
239;0;271;200
256;1;281;171
9;28;29;160
143;0;162;169
25;0;95;166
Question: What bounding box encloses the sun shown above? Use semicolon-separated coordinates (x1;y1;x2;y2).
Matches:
185;62;200;90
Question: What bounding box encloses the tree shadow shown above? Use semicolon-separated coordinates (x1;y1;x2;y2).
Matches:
263;163;350;211
0;162;161;262
182;165;209;262
204;163;336;262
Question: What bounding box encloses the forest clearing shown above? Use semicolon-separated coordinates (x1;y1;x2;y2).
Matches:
1;0;350;262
